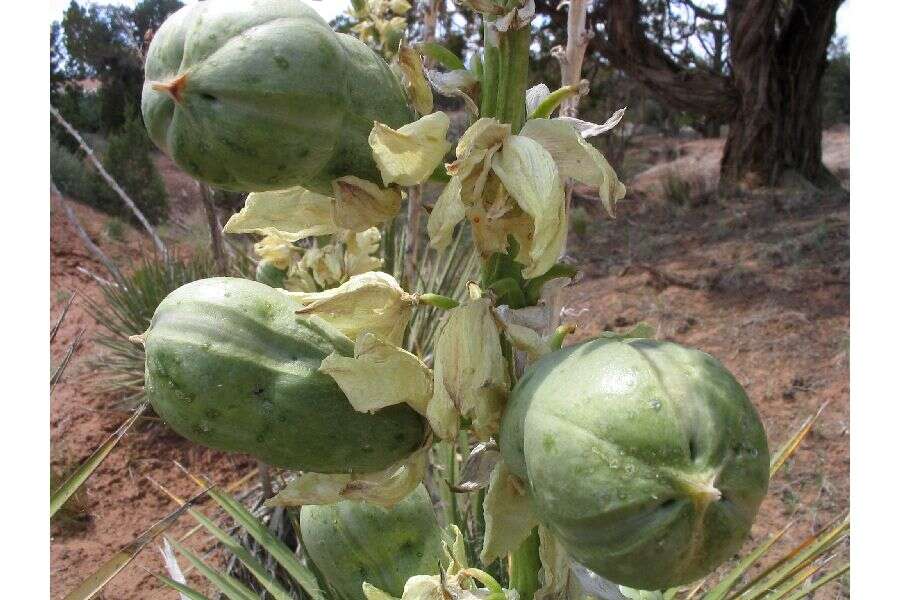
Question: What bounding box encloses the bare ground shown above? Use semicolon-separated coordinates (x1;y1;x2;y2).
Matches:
50;137;850;598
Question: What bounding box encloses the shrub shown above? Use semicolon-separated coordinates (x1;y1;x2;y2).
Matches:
90;111;169;225
570;205;590;237
103;217;125;242
50;137;93;201
663;171;693;207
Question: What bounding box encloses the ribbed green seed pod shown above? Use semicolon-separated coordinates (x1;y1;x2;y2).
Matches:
499;338;769;590
299;485;444;599
142;0;413;193
143;277;426;473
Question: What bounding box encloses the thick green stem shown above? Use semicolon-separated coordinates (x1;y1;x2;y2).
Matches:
509;528;541;600
481;22;500;118
503;26;531;132
495;31;511;120
446;441;460;530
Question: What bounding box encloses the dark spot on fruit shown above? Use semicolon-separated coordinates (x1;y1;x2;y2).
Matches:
688;437;699;461
205;408;220;419
394;432;406;443
256;433;266;443
252;386;265;396
274;55;290;70
660;498;678;510
200;92;217;102
542;434;556;452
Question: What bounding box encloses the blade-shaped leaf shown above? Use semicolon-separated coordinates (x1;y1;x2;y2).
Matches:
734;515;849;600
702;524;790;600
763;559;829;600
149;477;293;600
779;563;848;600
61;488;207;600
51;328;85;396
167;536;257;600
50;291;77;343
770;404;827;477
148;571;212;600
178;465;326;600
51;403;148;518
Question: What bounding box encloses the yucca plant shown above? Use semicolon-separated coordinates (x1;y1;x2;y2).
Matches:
52;1;848;599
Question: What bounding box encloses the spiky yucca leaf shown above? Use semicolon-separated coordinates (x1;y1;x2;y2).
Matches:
61;488;207;600
770;403;827;477
177;465;326;600
150;571;212;600
167;535;259;600
51;403;148;519
149;477;294;600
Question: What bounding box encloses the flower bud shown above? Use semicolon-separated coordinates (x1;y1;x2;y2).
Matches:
428;298;509;440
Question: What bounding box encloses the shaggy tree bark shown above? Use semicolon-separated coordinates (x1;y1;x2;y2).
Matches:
595;0;843;189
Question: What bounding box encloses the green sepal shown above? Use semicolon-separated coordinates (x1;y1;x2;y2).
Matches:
489;277;527;309
429;163;451;183
522;263;578;306
598;322;656;340
418;41;466;71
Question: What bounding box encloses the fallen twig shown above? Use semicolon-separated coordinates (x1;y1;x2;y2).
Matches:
53;182;127;288
620;262;705;290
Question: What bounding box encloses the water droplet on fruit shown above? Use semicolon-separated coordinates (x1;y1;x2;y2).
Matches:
624;464;636;477
199;421;210;433
649;398;662;411
748;447;759;457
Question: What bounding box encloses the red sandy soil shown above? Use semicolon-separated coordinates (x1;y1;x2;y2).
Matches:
50;159;257;599
50;140;850;598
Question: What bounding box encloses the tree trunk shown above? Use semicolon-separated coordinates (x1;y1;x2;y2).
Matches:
597;0;843;191
721;0;842;189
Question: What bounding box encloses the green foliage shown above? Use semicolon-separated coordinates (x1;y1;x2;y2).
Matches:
132;0;185;43
50;137;93;201
570;206;590;237
84;253;225;407
822;38;850;126
60;0;183;132
104;217;125;242
90;111;169;225
662;172;693;207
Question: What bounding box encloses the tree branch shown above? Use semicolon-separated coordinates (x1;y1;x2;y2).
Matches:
198;183;229;275
681;0;726;22
595;0;736;120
